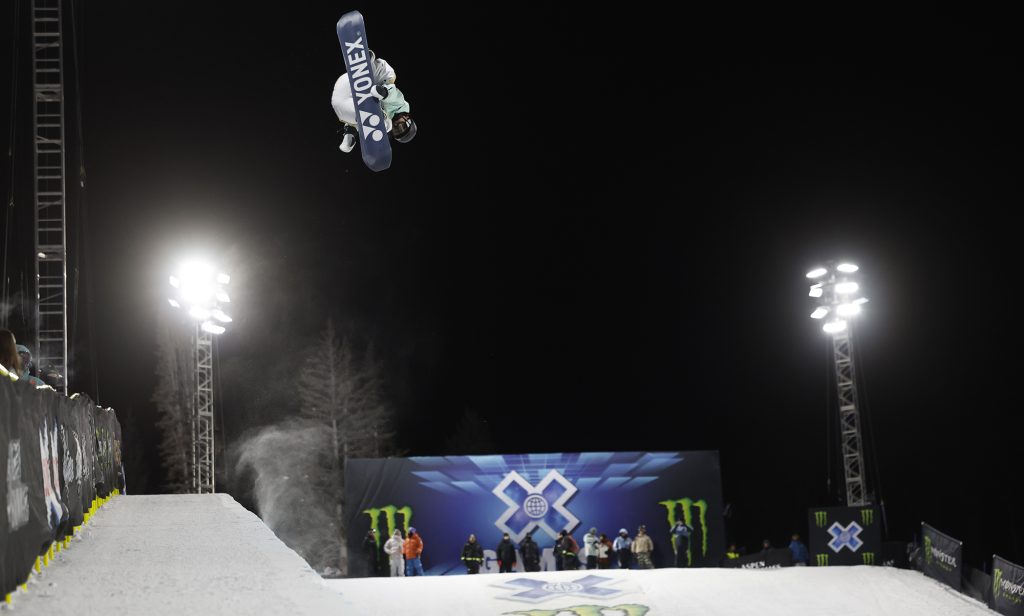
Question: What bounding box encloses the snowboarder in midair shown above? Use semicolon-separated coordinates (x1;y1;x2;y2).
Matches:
331;50;416;152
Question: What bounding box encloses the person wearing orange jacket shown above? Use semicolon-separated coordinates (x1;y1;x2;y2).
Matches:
403;527;425;576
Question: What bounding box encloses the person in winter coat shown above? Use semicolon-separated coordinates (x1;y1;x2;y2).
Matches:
613;528;633;569
461;534;484;574
496;533;518;573
15;344;45;386
788;533;809;566
671;519;694;567
553;533;564;571
558;530;580;570
383;529;405;577
331;49;417;153
361;529;379;576
582;527;601;570
403;527;425;576
631;525;655;569
520;531;541;572
598;533;614;569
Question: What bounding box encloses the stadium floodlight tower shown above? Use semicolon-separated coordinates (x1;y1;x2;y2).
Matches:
807;262;871;507
168;261;232;494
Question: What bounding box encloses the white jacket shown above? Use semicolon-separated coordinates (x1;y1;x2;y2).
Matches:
583;532;601;558
384;534;404;558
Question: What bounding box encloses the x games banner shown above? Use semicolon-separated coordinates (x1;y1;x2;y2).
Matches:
345;451;725;575
921;522;963;591
807;505;881;566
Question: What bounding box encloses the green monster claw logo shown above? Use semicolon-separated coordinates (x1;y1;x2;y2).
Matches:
862;552;875;565
816;554;829;567
363;505;413;547
814;511;827;528
658;498;708;566
860;509;873;526
994;568;1003;596
502;604;650;616
924;536;932;566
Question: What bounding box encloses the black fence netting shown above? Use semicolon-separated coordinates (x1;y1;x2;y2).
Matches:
1;370;124;599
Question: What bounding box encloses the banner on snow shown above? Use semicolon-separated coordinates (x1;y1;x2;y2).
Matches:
1;376;123;598
721;548;794;569
992;555;1024;616
920;522;963;591
344;451;726;576
807;505;882;566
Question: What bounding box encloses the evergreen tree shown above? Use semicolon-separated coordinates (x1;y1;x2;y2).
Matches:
152;314;194;493
296;319;393;573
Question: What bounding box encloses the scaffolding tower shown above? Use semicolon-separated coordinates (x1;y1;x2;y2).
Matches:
193;326;215;493
32;0;69;394
831;325;867;506
808;263;870;507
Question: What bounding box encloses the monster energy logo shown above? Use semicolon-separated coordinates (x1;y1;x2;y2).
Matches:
862;552;875;565
860;509;874;526
994;567;1024;602
925;542;957;570
658;498;708;566
363;505;413;548
816;553;829;566
503;604;650;616
814;511;828;528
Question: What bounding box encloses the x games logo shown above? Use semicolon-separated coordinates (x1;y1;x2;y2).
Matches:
493;470;579;542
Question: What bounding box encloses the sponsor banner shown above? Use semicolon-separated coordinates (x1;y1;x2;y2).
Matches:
1;377;123;597
721;548;794;569
808;505;882;567
921;522;963;591
345;451;726;575
993;555;1024;616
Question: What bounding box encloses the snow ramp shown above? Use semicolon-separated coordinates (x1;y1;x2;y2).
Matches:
7;494;347;615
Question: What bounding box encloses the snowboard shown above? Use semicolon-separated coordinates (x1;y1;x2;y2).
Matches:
336;11;392;172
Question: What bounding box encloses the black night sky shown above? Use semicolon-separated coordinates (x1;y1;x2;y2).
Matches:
1;5;1020;568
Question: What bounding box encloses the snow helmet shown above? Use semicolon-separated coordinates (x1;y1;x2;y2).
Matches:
392;112;417;143
409;527;417;534
619;528;628;535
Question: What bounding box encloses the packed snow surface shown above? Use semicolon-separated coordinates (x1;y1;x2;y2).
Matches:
7;494;997;615
9;494;347;615
325;562;999;616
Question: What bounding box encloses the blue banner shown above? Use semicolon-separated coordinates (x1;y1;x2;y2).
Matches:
345;451;725;575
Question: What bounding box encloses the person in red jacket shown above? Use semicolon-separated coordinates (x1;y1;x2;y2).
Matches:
403;527;425;576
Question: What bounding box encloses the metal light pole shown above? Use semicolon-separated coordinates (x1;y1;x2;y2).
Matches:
169;262;232;494
807;262;870;507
